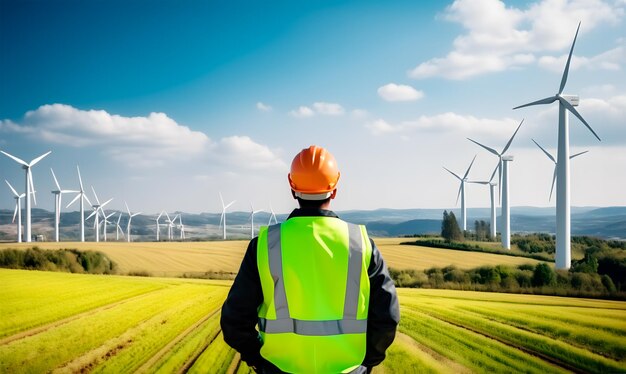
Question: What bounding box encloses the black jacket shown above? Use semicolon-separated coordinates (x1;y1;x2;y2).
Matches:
220;208;400;371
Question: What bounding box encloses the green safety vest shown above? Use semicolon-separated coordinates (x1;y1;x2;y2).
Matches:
256;216;372;373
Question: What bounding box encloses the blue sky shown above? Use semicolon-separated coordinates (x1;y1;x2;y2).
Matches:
1;0;625;214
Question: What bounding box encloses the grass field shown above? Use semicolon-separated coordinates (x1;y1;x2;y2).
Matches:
0;238;542;277
2;268;624;373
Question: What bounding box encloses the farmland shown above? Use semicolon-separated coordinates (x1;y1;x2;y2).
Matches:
0;238;542;277
2;268;625;373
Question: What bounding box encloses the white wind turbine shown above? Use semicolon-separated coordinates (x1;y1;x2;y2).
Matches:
467;164;499;239
115;213;125;241
249;203;264;238
1;150;51;242
101;211;116;242
155;211;164;241
500;155;514;249
532;140;588;202
170;214;180;240
86;186;113;242
5;181;25;243
268;202;278;225
443;155;477;231
514;22;600;269
66;166;91;242
467;119;523;203
219;192;236;240
125;202;142;242
178;215;186;240
50;169;78;242
163;212;173;240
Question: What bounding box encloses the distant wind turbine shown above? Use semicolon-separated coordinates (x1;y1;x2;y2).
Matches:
467;119;523;203
514;22;600;269
156;211;164;241
115;213;125;241
5;180;25;243
533;139;588;202
66;166;91;242
86;186;113;242
1;150;51;242
249;203;264;238
219;192;236;240
101;211;116;242
467;163;499;239
268;202;278;225
178;215;186;240
443;155;477;231
125;202;142;242
50;168;78;242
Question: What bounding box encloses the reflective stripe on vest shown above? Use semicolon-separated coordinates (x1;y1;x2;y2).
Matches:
259;222;366;336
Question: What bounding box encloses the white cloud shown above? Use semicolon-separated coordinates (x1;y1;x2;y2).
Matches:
313;102;345;115
366;119;401;135
290;106;315;118
256;102;273;112
351;109;370;119
538;45;625;72
377;83;425;102
0;104;286;171
410;0;624;79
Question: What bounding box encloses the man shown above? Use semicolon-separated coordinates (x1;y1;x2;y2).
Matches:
221;145;399;373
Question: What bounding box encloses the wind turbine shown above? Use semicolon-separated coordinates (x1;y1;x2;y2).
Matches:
125;202;142;242
1;150;51;242
467;164;499;239
219;192;236;240
514;22;600;269
5;181;25;243
50;169;78;242
533;140;588;202
163;212;173;240
178;215;186;240
443;155;477;231
467;119;523;203
115;213;125;241
86;186;112;242
500;156;514;249
101;211;116;242
170;214;180;240
156;211;164;241
268;202;278;225
249;203;264;238
66;166;91;242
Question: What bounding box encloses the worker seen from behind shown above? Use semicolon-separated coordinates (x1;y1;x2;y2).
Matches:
221;145;400;373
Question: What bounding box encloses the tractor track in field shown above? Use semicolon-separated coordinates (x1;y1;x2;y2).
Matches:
413;309;587;374
0;288;166;346
135;307;221;373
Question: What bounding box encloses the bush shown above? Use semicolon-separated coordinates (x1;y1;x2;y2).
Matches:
0;247;117;275
532;263;556;287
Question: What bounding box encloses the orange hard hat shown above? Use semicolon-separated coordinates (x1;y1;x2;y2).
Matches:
288;145;340;200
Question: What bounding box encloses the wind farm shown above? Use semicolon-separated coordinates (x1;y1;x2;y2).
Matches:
1;2;625;373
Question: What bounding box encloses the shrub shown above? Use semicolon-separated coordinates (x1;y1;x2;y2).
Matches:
532;263;556;287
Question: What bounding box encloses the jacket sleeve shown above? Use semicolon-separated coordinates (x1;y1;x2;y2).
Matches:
220;238;265;367
363;238;400;368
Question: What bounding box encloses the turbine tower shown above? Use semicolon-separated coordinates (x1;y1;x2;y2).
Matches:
115;213;125;241
5;181;24;243
219;192;236;240
467;164;499;239
66;166;91;242
125;202;142;242
467;119;523;203
1;150;51;242
501;156;514;249
101;211;116;242
268;202;278;225
86;186;112;242
249;203;264;239
514;22;600;269
156;211;164;241
443;155;477;231
50;169;78;242
532;140;588;201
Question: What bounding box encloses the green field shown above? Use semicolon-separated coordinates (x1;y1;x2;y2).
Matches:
0;238;542;277
2;268;624;373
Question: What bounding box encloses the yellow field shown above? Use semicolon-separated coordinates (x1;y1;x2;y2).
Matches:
0;238;542;276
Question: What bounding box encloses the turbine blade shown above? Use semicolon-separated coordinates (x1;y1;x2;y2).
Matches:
0;150;28;166
219;192;225;207
29;170;37;205
467;138;499;156
559;22;581;95
91;186;101;205
5;180;18;197
463;155;477;180
67;193;80;208
157;211;163;221
455;183;462;206
125;201;131;215
117;214;122;224
225;201;236;210
559;97;601;141
51;168;61;190
101;198;113;209
83;193;92;206
513;96;557;110
13;204;18;223
501;119;524;154
77;165;84;191
571;150;589;159
443;167;462;181
86;209;97;220
550;167;557;202
29;151;52;167
489;163;499;183
467;180;489;185
132;212;141;217
532;139;556;163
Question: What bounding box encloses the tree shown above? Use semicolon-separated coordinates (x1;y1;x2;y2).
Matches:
441;210;463;242
532;263;556;287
